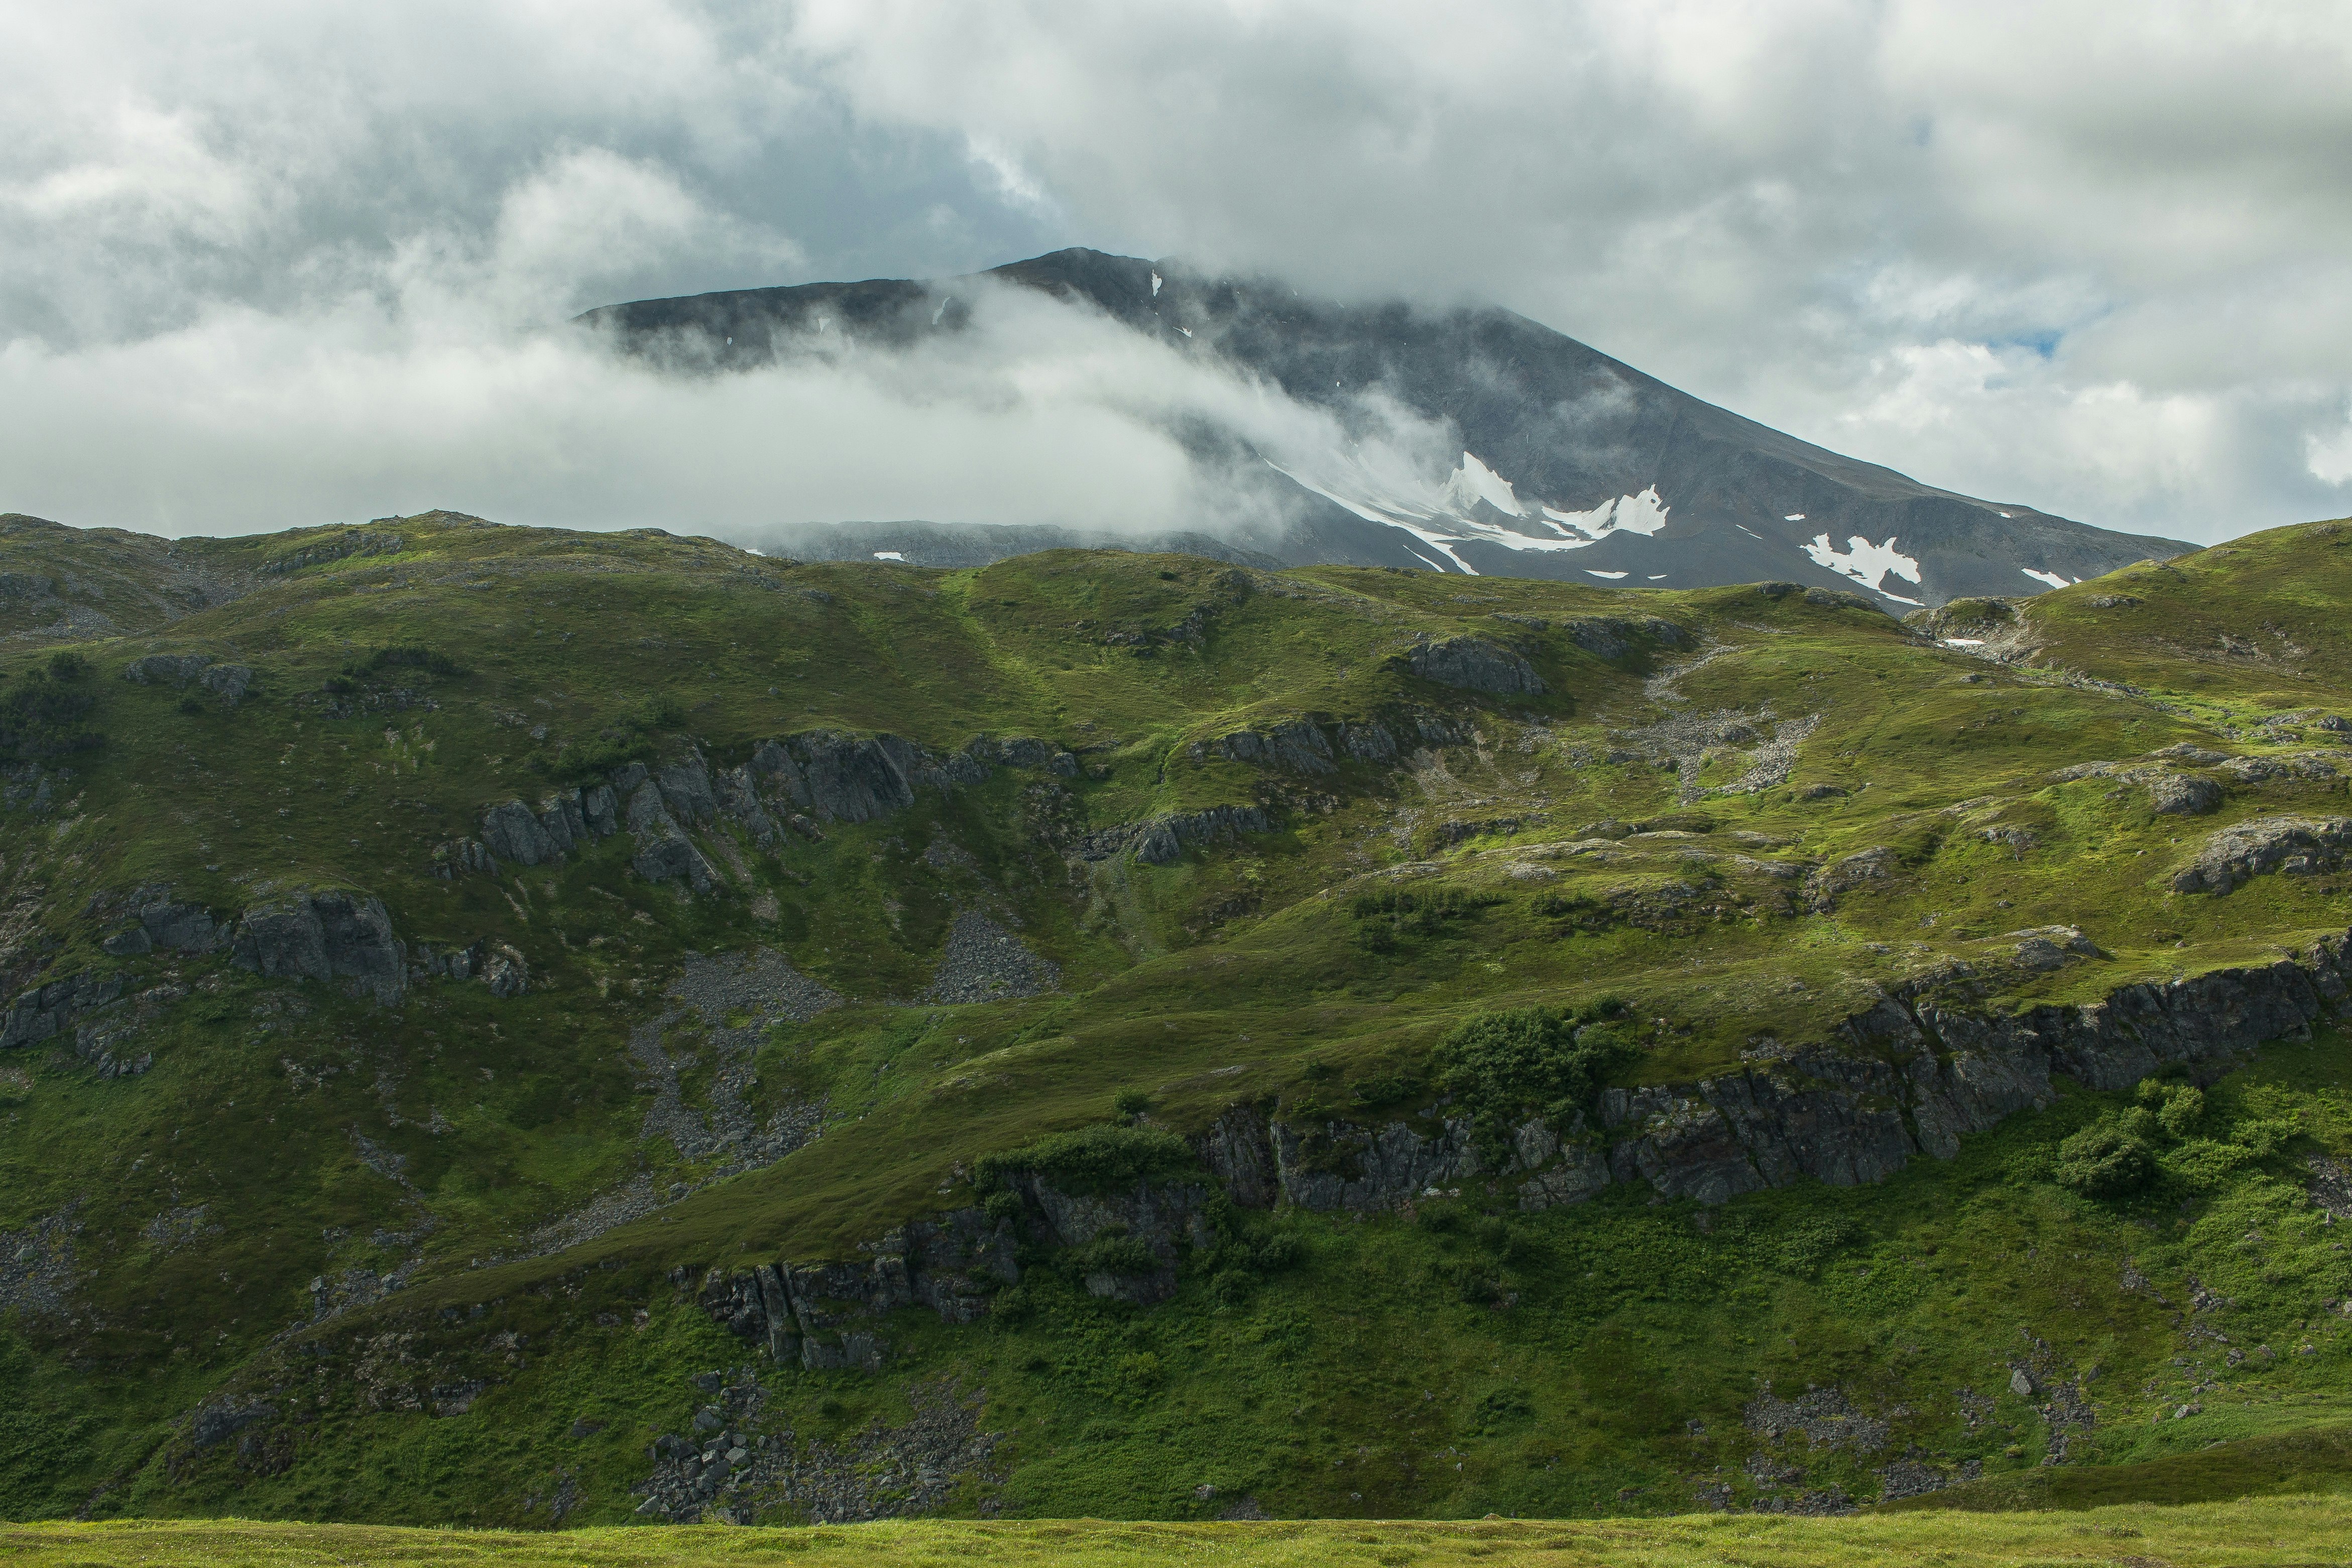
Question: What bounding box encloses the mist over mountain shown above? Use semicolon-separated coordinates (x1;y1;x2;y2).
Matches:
588;249;2190;606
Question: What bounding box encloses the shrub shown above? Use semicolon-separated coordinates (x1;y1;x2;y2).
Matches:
44;651;89;681
1074;1234;1157;1277
1113;1088;1153;1118
1350;885;1497;946
343;644;470;679
1432;998;1637;1150
2055;1125;2157;1199
1349;1071;1422;1109
0;680;103;763
1473;1388;1535;1430
975;1123;1194;1197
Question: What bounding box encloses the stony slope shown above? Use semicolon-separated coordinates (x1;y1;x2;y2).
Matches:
587;249;2189;604
0;510;2347;1527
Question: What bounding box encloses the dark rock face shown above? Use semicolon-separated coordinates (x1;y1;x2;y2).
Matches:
1075;804;1273;865
2171;815;2352;894
1212;721;1336;773
197;664;252;703
230;891;406;1006
480;799;556;866
1267;1115;1486;1212
2;971;126;1049
699;1209;1020;1369
1406;636;1545;696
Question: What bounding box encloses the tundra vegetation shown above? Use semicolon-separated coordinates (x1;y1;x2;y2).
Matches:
0;509;2348;1536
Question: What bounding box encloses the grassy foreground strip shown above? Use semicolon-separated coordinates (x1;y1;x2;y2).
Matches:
5;1504;2349;1568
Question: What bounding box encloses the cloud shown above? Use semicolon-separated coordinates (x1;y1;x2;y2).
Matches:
2;0;2348;542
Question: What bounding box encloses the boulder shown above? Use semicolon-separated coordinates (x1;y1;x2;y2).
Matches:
197;664;253;703
2149;774;2223;815
230;891;405;1006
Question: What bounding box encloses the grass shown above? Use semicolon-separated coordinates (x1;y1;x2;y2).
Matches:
6;1501;2352;1566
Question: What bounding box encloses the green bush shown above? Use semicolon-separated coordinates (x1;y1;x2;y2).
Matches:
1113;1088;1153;1117
44;651;89;681
1350;885;1497;946
1432;999;1636;1153
0;680;102;763
1074;1234;1158;1277
975;1123;1194;1196
342;644;470;679
1349;1071;1422;1109
2055;1124;2157;1199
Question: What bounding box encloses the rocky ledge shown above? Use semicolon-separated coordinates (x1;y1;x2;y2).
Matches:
699;929;2352;1365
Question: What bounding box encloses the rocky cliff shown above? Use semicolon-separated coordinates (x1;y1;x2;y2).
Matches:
700;929;2352;1362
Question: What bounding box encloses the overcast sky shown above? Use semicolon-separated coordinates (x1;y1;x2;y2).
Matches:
5;0;2350;543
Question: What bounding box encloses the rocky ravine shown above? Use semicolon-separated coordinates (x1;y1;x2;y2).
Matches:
699;928;2352;1369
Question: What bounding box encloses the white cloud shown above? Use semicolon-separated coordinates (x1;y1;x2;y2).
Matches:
2;0;2349;542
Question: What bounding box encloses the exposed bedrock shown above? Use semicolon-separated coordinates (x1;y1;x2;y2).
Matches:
230;890;406;1006
700;930;2352;1362
459;729;1093;885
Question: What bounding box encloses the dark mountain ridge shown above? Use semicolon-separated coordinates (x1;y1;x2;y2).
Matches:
583;249;2190;605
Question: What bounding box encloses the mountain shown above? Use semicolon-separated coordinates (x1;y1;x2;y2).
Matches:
1;507;2349;1529
583;249;2191;604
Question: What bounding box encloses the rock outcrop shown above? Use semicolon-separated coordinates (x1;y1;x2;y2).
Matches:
100;898;224;957
699;928;2352;1365
2170;815;2352;894
2148;774;2222;815
1;971;126;1049
230;891;406;1006
1074;804;1273;865
699;1208;1019;1369
1406;636;1545;696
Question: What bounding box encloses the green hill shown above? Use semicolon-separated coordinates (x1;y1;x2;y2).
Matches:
1;509;2347;1528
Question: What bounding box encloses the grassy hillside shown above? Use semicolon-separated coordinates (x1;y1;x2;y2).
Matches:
0;509;2347;1528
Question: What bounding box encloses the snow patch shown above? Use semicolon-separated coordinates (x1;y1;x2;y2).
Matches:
2021;568;2076;590
1175;326;1192;338
1784;513;1806;521
1941;637;1985;647
1150;271;1162;297
1647;574;1667;580
1446;452;1525;517
872;551;905;562
1802;533;1923;599
1735;524;1765;539
1585;570;1629;580
1541;486;1670;542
